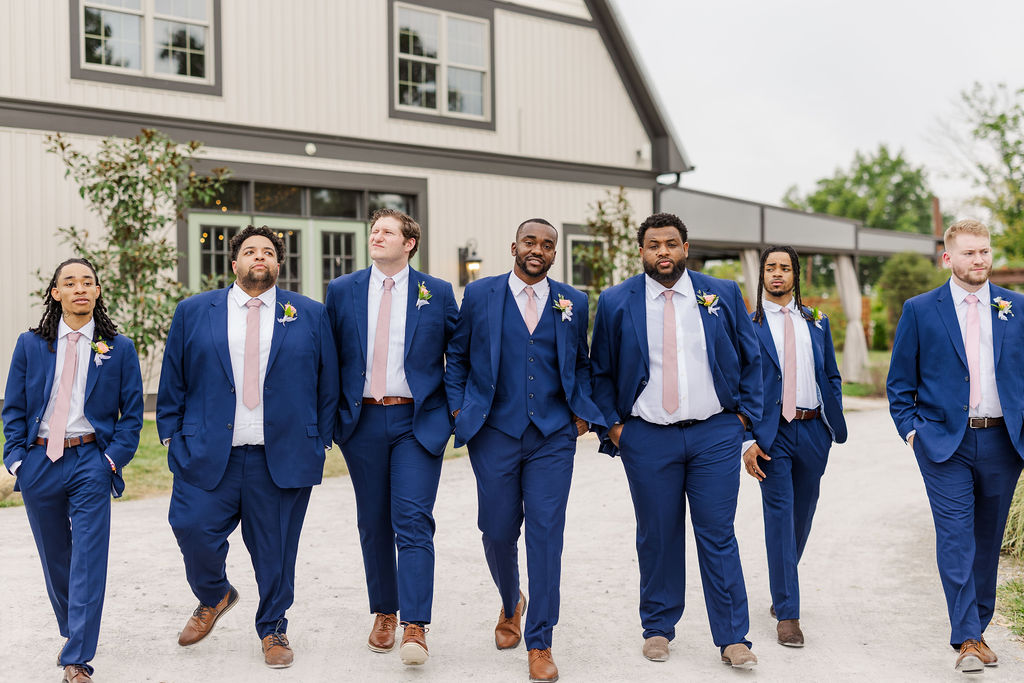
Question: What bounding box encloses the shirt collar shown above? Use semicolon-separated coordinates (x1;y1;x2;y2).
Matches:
370;263;409;289
230;282;276;309
644;269;691;301
949;279;990;307
57;317;95;341
762;297;797;315
509;271;549;299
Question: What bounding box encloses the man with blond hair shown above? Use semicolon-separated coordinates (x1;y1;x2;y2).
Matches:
888;219;1024;673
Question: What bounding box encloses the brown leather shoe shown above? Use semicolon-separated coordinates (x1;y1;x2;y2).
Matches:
261;631;294;668
177;586;239;646
955;639;984;673
495;591;527;650
777;619;805;647
62;665;91;683
400;623;429;665
368;613;398;652
978;636;998;666
642;635;670;662
528;648;559;682
721;643;758;669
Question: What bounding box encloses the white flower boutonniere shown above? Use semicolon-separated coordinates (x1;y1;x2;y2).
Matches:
553;294;573;322
416;281;432;309
277;301;298;324
696;290;720;316
993;296;1014;321
810;306;827;330
90;337;112;366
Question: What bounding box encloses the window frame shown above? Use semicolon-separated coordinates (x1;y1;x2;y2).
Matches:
563;224;607;292
70;0;223;96
389;0;495;131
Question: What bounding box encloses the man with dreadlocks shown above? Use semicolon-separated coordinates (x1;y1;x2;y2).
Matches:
3;258;144;683
742;245;846;649
157;225;338;669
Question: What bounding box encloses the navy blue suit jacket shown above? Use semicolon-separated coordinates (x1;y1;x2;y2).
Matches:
3;330;144;497
324;266;458;456
156;286;340;491
445;273;604;447
590;271;763;457
750;307;847;452
887;280;1024;463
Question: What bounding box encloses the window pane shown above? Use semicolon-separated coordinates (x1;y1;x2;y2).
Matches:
192;180;246;211
189;24;205;51
272;229;302;292
397;7;438;59
311;188;360;218
447;67;484;116
189;0;208;21
254;183;302;214
398;58;436;109
571;240;598;288
447;17;485;67
368;193;414;216
199;224;239;290
83;9;140;69
322;231;356;298
84;7;102;35
191;51;205;78
156;0;203;19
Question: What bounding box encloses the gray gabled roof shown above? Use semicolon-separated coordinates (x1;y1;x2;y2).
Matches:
584;0;694;175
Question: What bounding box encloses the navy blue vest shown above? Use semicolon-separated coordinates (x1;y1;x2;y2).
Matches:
486;286;570;438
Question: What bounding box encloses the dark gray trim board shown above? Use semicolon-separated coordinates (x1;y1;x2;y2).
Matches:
388;0;497;131
69;0;223;96
0;98;657;189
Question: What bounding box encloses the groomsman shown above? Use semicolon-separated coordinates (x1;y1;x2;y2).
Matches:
742;245;847;647
325;209;457;666
3;258;144;683
888;219;1024;673
590;212;762;668
445;218;604;683
157;226;338;668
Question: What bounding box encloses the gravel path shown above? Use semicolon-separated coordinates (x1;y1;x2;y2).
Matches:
3;404;1024;681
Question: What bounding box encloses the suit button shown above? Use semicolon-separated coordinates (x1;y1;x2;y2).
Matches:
963;406;968;411
483;412;487;418
529;376;535;381
641;380;647;386
529;340;534;345
777;374;781;380
965;376;969;381
529;393;534;399
227;423;233;429
529;357;535;363
530;411;534;416
776;399;781;405
361;371;366;377
230;387;235;393
35;417;40;423
354;401;360;406
491;384;495;389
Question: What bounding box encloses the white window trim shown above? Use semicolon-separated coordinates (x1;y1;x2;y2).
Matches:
80;0;215;86
568;234;608;290
393;2;491;122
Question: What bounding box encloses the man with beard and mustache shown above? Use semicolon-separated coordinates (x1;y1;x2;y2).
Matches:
590;212;762;669
742;246;846;648
445;218;604;683
157;226;339;668
888;219;1024;673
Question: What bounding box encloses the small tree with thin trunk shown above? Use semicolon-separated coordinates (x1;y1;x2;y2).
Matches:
45;128;230;381
575;187;641;327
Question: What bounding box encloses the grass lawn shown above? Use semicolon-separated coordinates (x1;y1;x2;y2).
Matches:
996;577;1024;637
0;420;468;508
837;349;891;397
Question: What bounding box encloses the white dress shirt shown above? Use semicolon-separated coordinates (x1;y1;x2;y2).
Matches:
507;271;550;327
950;279;1002;418
38;318;97;441
363;263;413;398
227;283;275;446
632;271;722;424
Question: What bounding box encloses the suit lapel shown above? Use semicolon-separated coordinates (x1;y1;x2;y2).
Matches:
549;281;568;370
690;272;719;368
754;318;780;370
626;276;650;373
404;268;422;361
39;335;57;405
84;343;100;402
488;276;506;380
990;285;1009;367
936;287;968;368
266;287;291;373
208;288;234;383
353;268;371;366
806;315;825;376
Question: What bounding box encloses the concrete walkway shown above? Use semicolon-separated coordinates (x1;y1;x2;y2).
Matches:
3;405;1024;681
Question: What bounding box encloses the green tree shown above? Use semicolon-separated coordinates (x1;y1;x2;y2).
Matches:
45;129;230;380
876;252;945;329
575;187;642;317
948;82;1024;262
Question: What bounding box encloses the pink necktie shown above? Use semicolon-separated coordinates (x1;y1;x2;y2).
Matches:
524;286;539;334
781;307;797;422
243;298;262;410
47;331;82;461
370;277;395;401
965;294;981;409
662;291;678;415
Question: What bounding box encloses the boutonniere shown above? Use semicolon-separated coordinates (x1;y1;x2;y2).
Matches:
553;294;573;322
992;296;1014;321
416;281;432;309
696;290;721;316
810;306;827;329
90;337;112;366
277;301;297;324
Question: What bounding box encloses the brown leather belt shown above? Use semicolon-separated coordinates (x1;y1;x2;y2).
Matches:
968;416;1004;429
34;433;96;448
362;396;414;406
791;408;820;421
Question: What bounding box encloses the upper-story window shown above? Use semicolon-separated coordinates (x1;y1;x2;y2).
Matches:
72;0;221;95
392;2;493;129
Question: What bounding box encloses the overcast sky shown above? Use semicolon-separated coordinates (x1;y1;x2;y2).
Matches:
615;0;1024;215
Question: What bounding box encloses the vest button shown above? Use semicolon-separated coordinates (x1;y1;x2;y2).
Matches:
529;357;535;362
529;376;535;381
529;393;534;399
529;411;534;416
529;339;534;344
